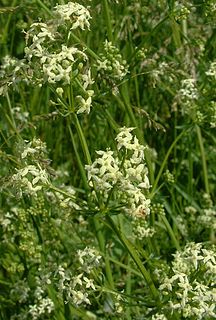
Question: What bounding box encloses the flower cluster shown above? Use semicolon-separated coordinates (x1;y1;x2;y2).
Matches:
178;78;198;101
55;247;101;305
176;78;199;116
1;2;94;114
77;247;102;273
20;138;47;160
132;217;155;240
0;55;28;95
159;242;216;319
96;40;128;85
11;164;49;196
53;2;91;30
174;2;191;22
86;127;151;218
29;294;54;320
4;138;50;196
206;61;216;80
182;192;216;238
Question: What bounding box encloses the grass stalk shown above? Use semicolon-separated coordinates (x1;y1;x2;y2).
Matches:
150;129;187;198
73;114;92;165
160;214;181;251
125;257;132;320
105;215;159;300
67;123;89;191
196;125;210;194
36;0;52;15
102;0;113;42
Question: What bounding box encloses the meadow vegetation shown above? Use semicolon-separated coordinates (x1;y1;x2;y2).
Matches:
0;0;215;319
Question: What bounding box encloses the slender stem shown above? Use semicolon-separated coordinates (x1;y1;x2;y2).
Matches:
150;129;187;198
73;114;115;289
160;214;181;251
126;256;132;320
67;123;89;191
107;256;142;277
1;0;17;55
120;86;137;133
188;137;193;197
196;125;210;194
5;93;21;138
103;109;119;132
36;0;52;15
73;114;92;165
102;0;113;42
182;19;188;41
170;17;182;49
105;215;159;300
70;33;100;60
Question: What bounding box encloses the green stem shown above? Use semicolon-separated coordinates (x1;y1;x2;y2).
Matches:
70;33;100;60
105;215;159;300
120;86;138;133
73;114;114;290
160;214;181;251
103;109;119;132
36;0;52;15
107;256;142;277
150;129;187;198
1;0;17;55
182;19;188;41
102;0;113;42
196;125;210;194
188;137;193;197
5;93;21;138
170;17;182;49
73;114;92;165
126;256;132;320
67;123;89;191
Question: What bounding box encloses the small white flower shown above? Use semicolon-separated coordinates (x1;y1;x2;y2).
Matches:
178;78;198;100
72;273;83;288
77;95;92;114
54;2;91;30
71;290;90;305
206;61;216;79
83;277;95;290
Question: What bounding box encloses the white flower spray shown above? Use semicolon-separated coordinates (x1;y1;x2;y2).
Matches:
0;2;94;114
86;127;154;239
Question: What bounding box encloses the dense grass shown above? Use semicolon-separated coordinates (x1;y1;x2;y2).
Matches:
0;1;215;319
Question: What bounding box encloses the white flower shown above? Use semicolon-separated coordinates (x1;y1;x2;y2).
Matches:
81;69;94;89
54;2;91;30
77;247;102;273
77;96;92;114
38;298;54;315
71;290;90;305
86;127;151;217
179;78;198;100
83;277;95;290
11;164;49;196
116;127;135;150
56;87;64;97
206;61;216;79
72;273;83;288
86;150;121;191
96;40;128;81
